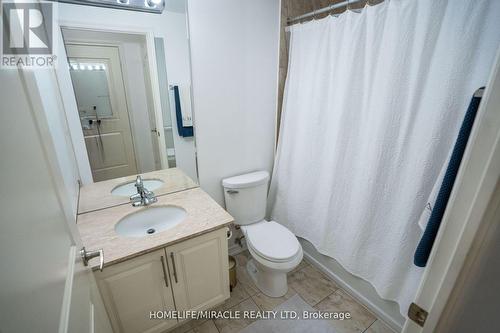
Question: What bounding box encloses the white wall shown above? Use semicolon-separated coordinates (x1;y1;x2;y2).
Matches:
120;41;158;173
57;0;198;182
159;20;199;182
37;71;81;218
187;0;280;205
55;29;94;185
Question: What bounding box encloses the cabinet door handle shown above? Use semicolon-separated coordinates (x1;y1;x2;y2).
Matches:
170;252;178;283
160;256;169;287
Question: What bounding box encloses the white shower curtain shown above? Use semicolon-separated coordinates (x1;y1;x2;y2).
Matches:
269;0;500;315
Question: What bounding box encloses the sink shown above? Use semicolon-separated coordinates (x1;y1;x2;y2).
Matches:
111;179;164;197
115;206;186;237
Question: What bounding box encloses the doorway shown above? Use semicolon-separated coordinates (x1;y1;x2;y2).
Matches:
67;43;138;181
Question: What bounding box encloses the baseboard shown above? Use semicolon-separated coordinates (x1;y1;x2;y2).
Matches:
302;249;403;332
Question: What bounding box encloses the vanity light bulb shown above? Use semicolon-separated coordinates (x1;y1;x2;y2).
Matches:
94;65;99;70
71;64;78;70
79;64;85;70
100;64;106;70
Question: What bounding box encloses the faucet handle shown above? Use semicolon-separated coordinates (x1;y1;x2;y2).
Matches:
135;175;143;189
144;189;155;197
143;196;158;205
132;200;143;207
130;193;141;201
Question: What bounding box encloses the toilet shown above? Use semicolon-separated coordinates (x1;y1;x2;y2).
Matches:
222;171;303;297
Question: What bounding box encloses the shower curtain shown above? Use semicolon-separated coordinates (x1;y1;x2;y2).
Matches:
269;0;500;315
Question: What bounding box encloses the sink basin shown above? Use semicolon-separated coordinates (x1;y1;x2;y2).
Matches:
115;206;186;237
111;179;164;197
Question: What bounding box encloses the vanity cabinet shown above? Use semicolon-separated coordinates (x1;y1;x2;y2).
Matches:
95;249;177;333
95;228;230;333
168;229;229;312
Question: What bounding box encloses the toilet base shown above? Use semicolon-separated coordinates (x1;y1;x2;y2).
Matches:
246;259;288;298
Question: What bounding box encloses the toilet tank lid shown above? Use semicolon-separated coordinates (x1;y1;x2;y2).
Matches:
222;171;270;189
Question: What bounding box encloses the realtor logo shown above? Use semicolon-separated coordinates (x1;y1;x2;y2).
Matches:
1;1;56;68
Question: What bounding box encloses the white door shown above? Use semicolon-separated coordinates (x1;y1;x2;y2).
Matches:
67;44;138;182
0;68;112;333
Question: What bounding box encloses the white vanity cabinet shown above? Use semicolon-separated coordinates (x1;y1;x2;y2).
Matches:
95;228;230;333
95;249;177;333
167;228;230;312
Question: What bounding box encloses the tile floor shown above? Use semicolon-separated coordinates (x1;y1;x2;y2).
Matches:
169;251;396;333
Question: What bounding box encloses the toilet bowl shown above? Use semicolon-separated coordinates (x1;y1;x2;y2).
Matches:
242;220;302;297
222;171;303;297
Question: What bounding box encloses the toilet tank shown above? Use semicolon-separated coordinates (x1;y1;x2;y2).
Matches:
222;171;270;225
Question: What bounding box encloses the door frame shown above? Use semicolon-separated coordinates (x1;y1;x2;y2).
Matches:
57;20;170;184
402;48;500;332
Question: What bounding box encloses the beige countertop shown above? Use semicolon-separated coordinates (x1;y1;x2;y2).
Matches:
78;168;198;214
77;187;234;269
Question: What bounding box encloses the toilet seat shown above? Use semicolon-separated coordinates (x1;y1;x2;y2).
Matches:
243;221;300;263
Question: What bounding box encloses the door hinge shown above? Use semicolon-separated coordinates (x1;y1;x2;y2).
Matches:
408;302;428;327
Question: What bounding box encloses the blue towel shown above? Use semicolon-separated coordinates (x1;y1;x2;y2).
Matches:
414;87;484;267
173;86;193;137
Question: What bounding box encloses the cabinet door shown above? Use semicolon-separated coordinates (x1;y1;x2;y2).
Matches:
95;249;177;333
167;228;230;312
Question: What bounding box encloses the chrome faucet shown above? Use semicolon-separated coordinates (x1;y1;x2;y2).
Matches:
130;175;158;207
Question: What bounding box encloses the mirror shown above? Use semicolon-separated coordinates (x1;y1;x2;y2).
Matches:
60;4;198;193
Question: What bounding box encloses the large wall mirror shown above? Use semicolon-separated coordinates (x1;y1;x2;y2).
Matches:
59;3;198;189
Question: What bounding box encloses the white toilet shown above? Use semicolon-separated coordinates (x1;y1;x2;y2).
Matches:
222;171;303;297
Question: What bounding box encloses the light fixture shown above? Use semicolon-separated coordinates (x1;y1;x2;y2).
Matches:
57;0;165;14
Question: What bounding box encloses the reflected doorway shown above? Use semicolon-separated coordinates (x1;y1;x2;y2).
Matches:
67;44;140;181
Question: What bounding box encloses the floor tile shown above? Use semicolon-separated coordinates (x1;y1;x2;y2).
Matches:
251;286;297;311
214;280;250;311
234;252;259;296
288;264;338;306
192;320;219;333
314;289;376;333
365;319;397;333
174;258;395;333
213;298;260;333
169;318;208;333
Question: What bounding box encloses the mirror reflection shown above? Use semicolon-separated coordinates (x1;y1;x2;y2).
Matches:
62;24;197;185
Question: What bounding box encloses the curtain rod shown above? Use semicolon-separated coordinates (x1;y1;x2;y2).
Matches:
287;0;367;24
